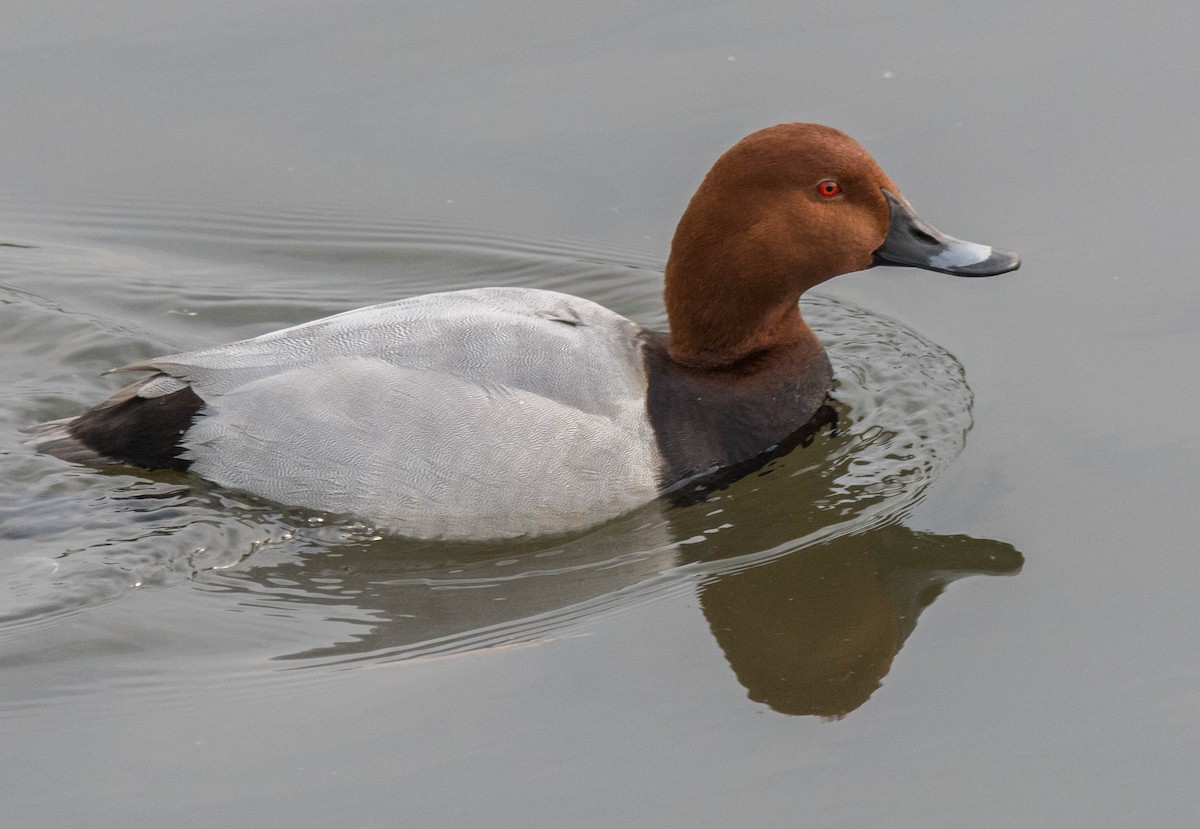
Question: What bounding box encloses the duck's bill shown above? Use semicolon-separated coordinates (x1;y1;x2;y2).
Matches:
871;189;1020;277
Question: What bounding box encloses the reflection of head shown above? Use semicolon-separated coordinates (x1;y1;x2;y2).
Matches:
699;526;1023;718
701;546;900;718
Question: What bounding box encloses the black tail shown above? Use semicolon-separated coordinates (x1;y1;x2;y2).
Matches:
28;380;205;472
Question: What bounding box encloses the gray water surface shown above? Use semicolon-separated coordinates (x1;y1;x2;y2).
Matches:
3;2;1200;828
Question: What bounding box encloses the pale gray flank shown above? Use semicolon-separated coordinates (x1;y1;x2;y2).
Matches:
122;287;662;539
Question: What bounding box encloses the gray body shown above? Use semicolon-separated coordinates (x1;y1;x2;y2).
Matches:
117;288;661;539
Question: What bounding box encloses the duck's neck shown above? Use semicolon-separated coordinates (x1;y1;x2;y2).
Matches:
663;252;823;372
662;161;834;370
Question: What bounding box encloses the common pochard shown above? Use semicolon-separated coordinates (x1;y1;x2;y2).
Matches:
31;123;1019;539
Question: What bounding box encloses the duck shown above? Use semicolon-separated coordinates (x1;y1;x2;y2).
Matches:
30;123;1019;540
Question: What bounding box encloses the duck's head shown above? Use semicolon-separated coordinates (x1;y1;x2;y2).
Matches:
663;123;1020;369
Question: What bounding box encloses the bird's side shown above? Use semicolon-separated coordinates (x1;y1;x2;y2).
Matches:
30;122;1021;539
31;288;666;539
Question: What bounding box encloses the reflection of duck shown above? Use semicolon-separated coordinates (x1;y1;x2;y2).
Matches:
32;124;1018;539
698;524;1022;718
212;499;1020;721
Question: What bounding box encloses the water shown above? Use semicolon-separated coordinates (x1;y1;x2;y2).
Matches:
3;2;1200;827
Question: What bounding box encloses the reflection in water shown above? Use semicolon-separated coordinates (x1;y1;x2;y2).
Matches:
698;525;1021;718
199;502;680;662
205;508;1021;720
200;471;1021;719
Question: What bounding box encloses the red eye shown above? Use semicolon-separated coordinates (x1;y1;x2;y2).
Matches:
817;180;842;198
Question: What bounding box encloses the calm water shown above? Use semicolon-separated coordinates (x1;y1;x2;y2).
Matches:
3;3;1200;827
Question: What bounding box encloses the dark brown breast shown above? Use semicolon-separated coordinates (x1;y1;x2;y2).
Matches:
639;330;836;503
